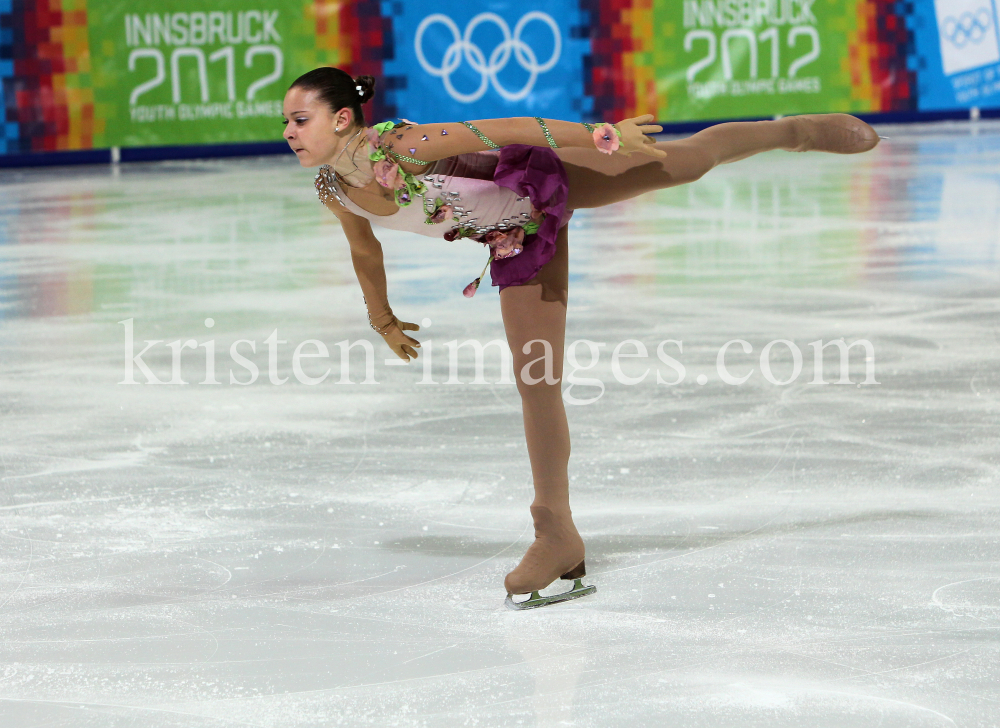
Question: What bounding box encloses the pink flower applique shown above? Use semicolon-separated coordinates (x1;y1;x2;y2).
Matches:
463;253;495;297
488;227;525;260
373;159;405;189
593;123;620;155
428;204;454;224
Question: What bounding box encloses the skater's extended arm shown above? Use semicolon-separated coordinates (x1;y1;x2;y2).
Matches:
378;115;666;167
338;212;421;361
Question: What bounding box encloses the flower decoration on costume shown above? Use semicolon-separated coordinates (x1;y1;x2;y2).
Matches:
443;213;544;245
373;159;405;190
424;196;456;225
457;213;536;295
463;255;495;298
429;204;454;223
367;120;427;206
593;123;622;155
485;227;525;259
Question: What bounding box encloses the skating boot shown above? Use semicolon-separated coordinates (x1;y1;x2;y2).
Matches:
504;505;596;610
788;113;881;155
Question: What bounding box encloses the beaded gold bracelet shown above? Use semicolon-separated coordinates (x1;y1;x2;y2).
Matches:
534;117;559;148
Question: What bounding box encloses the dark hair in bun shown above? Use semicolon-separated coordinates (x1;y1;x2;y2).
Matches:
289;67;376;127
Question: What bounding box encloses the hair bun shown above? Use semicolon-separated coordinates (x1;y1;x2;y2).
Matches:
289;67;374;126
354;75;376;104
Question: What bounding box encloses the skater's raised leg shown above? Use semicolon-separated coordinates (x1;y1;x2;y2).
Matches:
500;224;586;596
558;113;880;211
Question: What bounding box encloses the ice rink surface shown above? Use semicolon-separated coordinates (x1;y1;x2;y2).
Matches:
0;121;998;727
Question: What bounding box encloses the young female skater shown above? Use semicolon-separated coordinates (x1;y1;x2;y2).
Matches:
282;67;880;609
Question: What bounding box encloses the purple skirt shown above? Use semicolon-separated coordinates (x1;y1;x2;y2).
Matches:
490;144;573;291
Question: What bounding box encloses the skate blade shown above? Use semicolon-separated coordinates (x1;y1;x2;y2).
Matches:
504;579;597;611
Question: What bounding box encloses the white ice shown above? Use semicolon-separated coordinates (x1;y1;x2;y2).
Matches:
0;121;998;727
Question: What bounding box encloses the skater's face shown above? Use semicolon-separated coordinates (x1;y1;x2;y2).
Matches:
281;87;355;168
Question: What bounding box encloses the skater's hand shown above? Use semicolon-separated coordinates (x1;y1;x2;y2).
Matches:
381;319;421;361
615;114;666;158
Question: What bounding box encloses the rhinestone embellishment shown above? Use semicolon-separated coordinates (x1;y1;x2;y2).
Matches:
313;165;347;208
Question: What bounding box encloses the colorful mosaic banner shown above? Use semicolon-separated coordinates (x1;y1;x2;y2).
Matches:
0;0;992;157
0;0;395;154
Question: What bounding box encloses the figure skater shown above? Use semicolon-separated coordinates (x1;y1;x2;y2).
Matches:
282;67;880;609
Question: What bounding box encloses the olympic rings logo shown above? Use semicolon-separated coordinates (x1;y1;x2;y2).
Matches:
414;12;562;103
942;9;994;48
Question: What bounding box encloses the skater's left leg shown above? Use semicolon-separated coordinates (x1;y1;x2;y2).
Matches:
557;114;879;211
500;224;585;595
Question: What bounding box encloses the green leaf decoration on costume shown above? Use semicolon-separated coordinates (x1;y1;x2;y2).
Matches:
393;170;427;207
522;219;541;235
422;195;453;224
365;120;427;207
368;121;396;162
